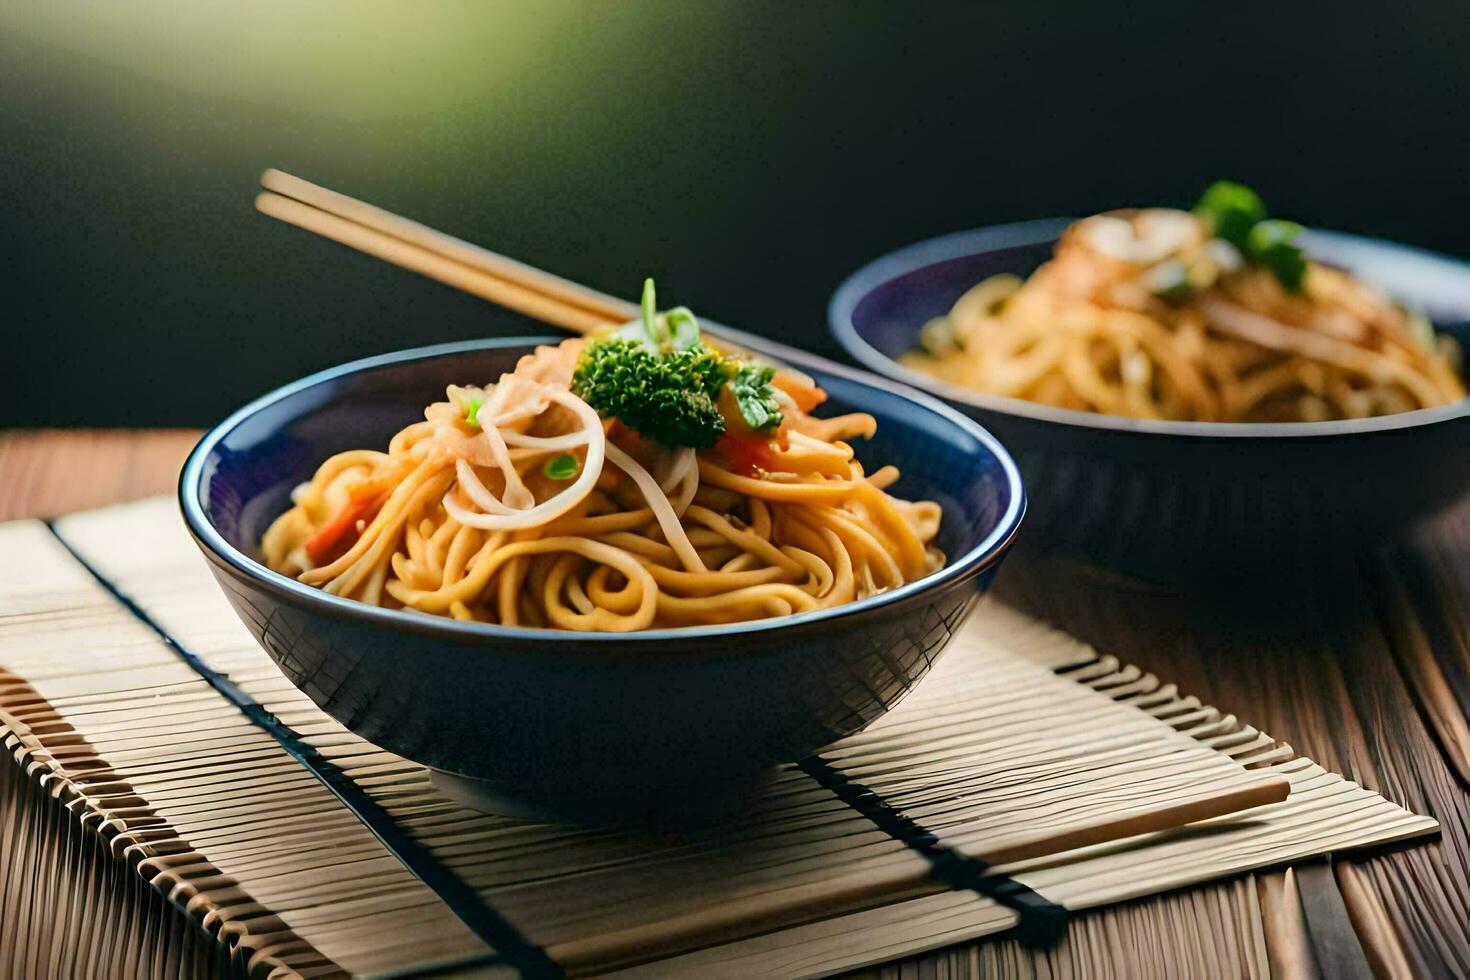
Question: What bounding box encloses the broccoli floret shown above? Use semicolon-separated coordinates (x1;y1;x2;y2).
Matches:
1246;219;1307;292
1194;181;1305;292
573;278;786;446
1194;180;1266;252
572;338;729;448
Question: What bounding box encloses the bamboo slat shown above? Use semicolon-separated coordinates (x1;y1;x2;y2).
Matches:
0;520;491;979
625;612;1434;978
0;497;1440;978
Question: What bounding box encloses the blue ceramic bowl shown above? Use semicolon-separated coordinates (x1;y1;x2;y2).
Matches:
831;221;1470;582
180;337;1023;819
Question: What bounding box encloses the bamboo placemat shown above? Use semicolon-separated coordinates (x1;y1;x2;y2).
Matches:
0;498;1438;978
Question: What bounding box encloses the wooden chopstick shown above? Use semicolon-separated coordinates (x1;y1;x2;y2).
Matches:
255;190;618;335
253;169;839;377
260;169;640;328
977;774;1292;865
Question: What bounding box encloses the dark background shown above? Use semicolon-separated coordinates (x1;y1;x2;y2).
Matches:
4;2;1468;426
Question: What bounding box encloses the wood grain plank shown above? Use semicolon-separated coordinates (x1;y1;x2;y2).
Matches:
992;541;1470;979
1376;504;1470;785
0;429;200;522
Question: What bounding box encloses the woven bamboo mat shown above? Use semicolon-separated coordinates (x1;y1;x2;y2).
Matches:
0;498;1438;979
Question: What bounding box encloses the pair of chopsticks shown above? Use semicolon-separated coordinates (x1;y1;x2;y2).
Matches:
255;169;833;374
256;169;639;336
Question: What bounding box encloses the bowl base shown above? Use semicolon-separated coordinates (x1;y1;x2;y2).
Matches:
428;766;784;825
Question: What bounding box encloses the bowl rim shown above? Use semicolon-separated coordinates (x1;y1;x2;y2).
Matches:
829;218;1470;439
179;336;1025;645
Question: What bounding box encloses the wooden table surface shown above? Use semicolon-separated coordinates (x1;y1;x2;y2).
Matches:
3;428;1467;979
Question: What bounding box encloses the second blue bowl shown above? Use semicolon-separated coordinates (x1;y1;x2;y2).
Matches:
831;221;1470;582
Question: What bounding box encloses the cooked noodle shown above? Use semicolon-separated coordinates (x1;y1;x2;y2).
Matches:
262;338;944;631
902;205;1464;422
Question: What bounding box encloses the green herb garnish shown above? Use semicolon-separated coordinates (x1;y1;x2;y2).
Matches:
1194;181;1306;292
1246;219;1306;292
543;453;579;480
464;397;483;428
1194;180;1267;252
640;276;660;344
614;280;700;352
731;363;783;432
664;307;701;351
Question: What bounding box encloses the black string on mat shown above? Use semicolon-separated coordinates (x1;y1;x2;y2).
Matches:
46;523;561;980
797;754;1069;946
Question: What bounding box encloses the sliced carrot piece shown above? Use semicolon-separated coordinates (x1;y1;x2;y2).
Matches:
715;433;781;477
772;371;827;412
303;485;388;564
